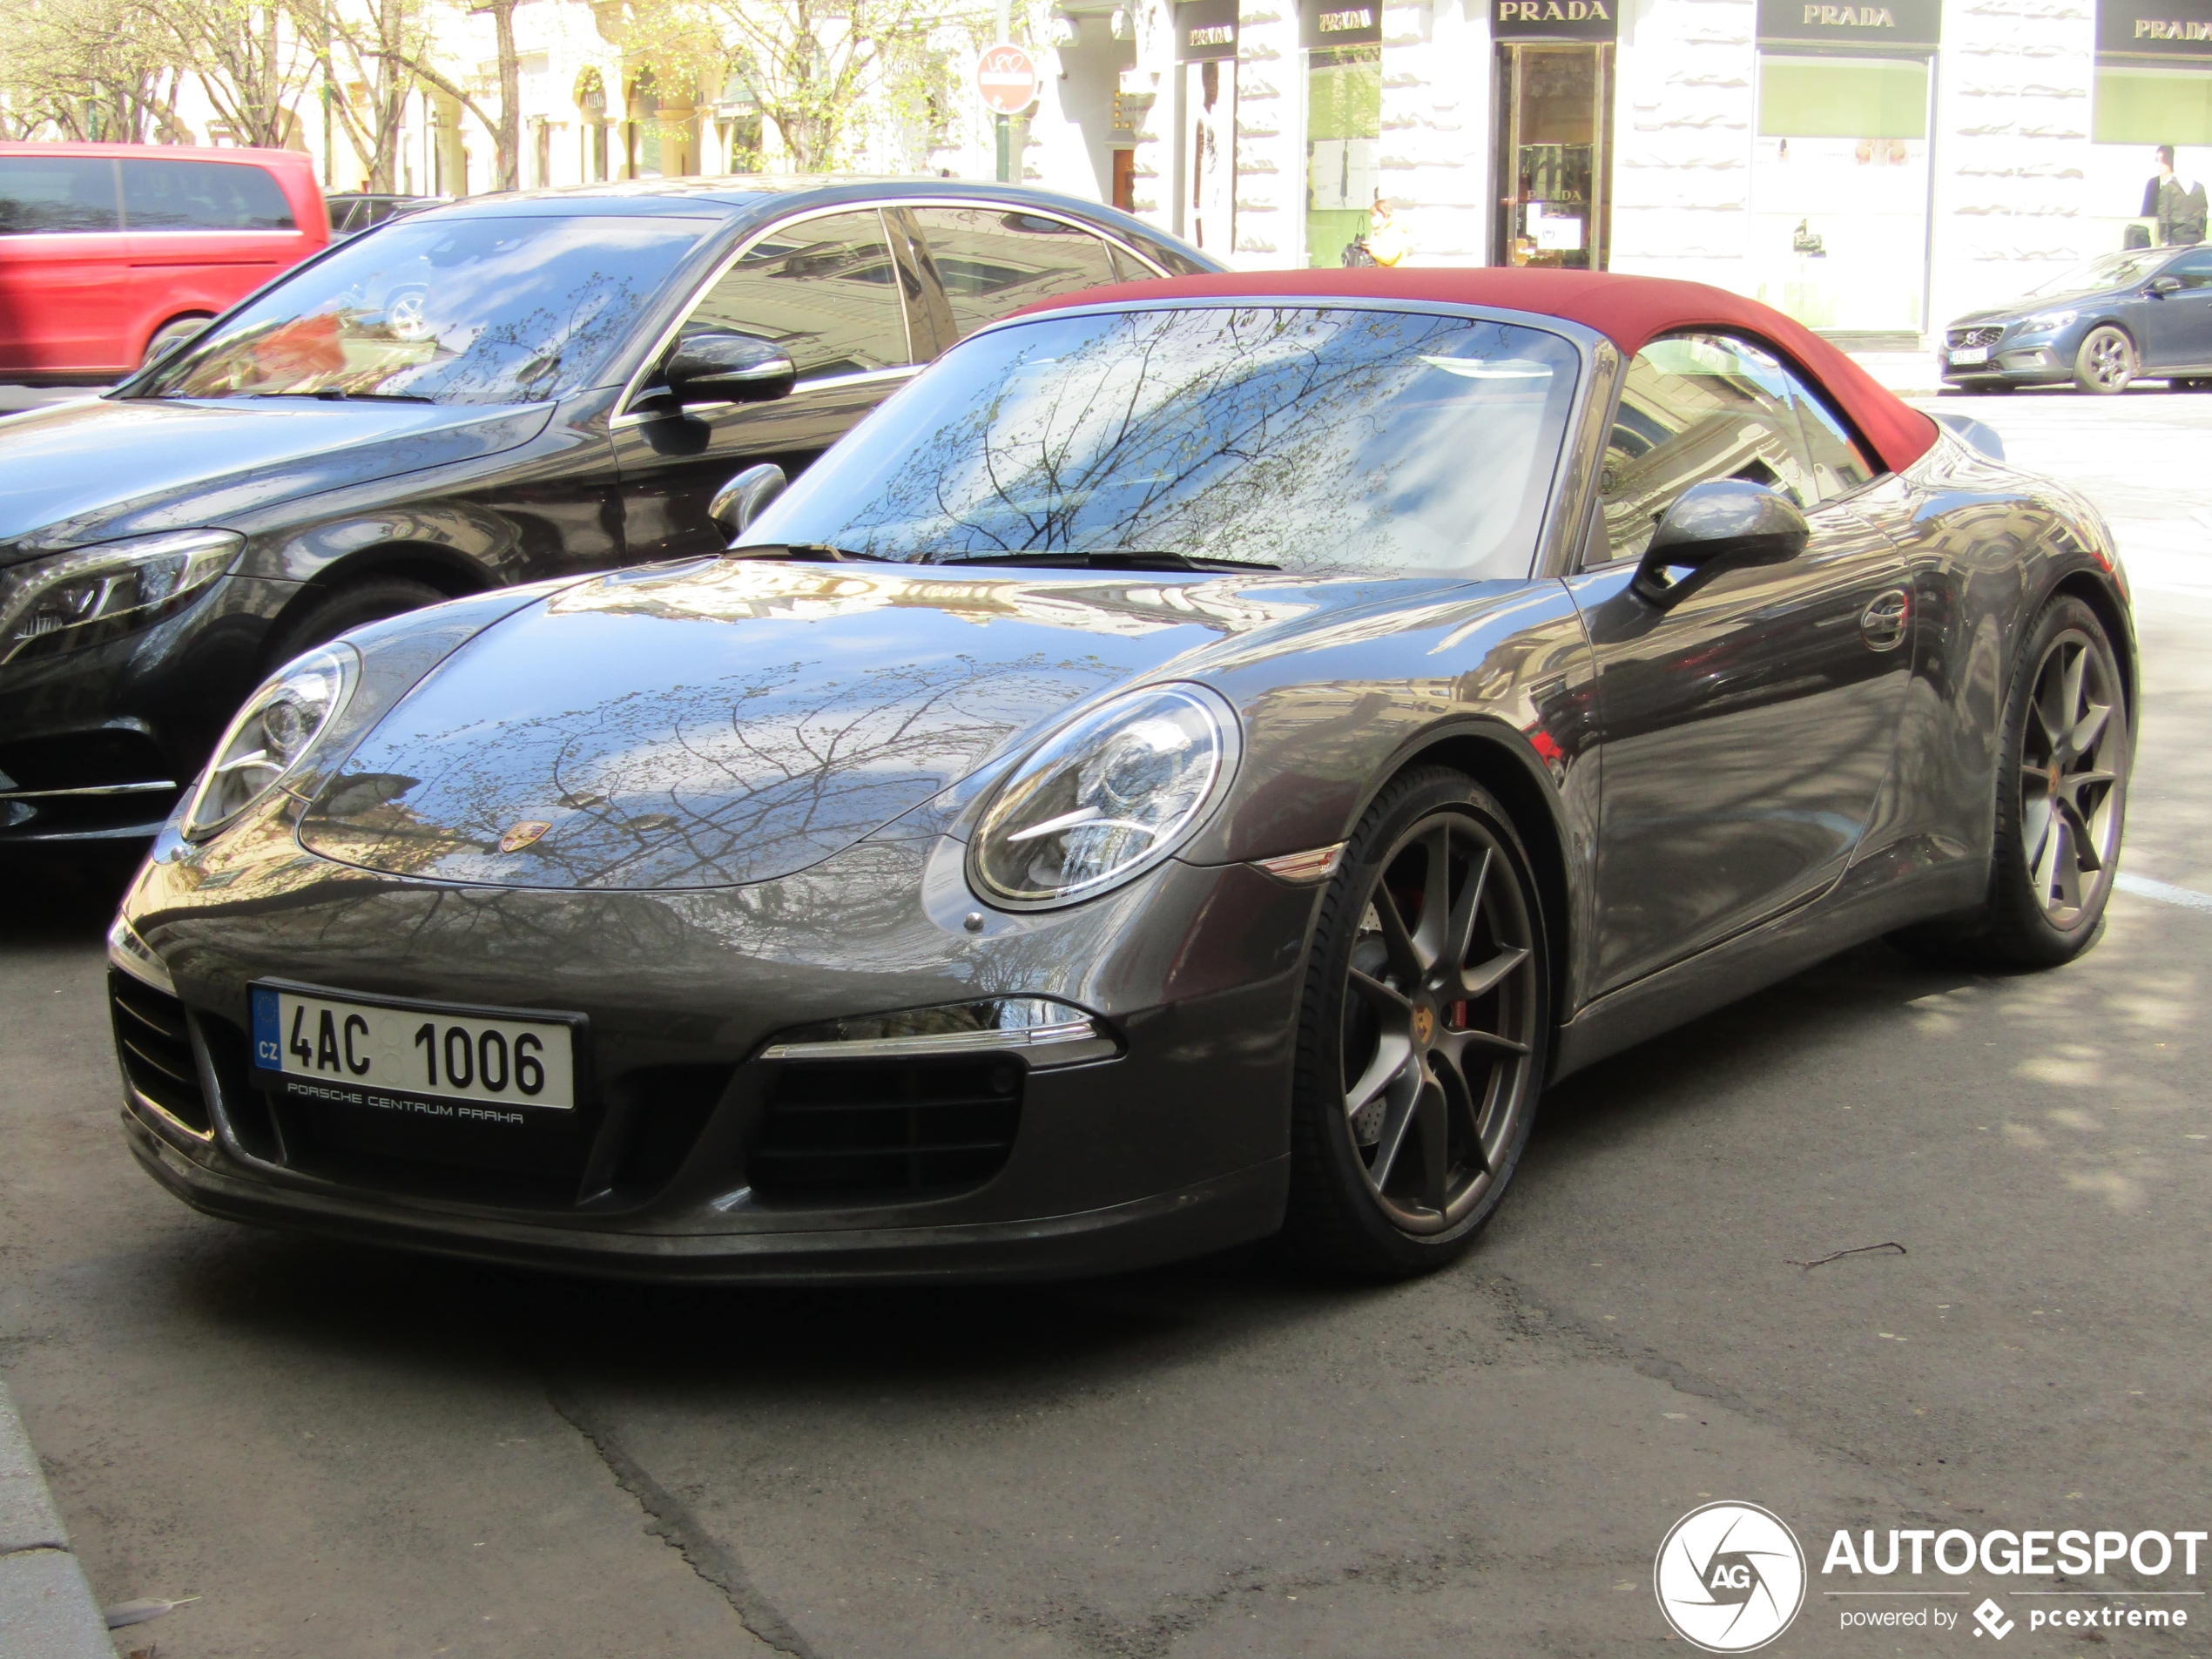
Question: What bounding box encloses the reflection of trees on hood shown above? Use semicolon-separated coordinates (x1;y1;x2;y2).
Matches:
831;307;1570;579
307;649;1118;892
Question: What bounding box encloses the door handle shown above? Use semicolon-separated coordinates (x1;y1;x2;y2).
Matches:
1860;587;1910;651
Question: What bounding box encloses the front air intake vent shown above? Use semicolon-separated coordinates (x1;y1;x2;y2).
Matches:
109;969;212;1134
750;1058;1022;1202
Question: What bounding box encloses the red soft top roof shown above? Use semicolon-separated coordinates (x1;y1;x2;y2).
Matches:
1018;266;1939;476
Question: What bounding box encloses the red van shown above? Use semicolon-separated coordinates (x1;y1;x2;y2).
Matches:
0;143;327;383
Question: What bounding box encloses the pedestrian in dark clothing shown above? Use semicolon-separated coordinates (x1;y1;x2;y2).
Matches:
2152;145;2209;246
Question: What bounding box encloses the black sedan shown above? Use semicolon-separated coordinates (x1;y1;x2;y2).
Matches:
1940;243;2212;394
108;270;2134;1282
0;179;1211;851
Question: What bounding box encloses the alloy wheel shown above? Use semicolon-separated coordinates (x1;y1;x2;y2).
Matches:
2079;327;2135;394
2018;628;2123;927
1339;811;1540;1233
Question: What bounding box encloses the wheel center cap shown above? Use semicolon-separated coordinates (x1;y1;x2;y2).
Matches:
1412;1004;1436;1046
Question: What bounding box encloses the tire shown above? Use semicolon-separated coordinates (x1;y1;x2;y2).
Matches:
265;575;448;670
1281;768;1550;1278
2074;326;2137;395
1892;595;2129;968
140;314;211;371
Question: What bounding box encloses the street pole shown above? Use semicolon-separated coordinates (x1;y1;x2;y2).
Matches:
995;0;1011;183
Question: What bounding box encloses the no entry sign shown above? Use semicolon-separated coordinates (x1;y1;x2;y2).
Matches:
977;43;1041;114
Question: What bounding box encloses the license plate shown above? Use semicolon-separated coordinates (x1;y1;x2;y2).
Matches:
1950;346;1990;366
251;984;578;1113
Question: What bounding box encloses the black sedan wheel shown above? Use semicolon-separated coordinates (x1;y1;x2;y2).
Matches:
1285;769;1548;1278
2074;326;2137;395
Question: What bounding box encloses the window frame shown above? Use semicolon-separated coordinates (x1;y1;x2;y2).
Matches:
0;154;124;236
1575;327;1887;574
901;201;1150;340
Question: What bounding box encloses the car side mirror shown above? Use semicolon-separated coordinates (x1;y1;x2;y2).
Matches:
1631;479;1811;609
2148;274;2184;296
665;334;797;406
710;463;789;542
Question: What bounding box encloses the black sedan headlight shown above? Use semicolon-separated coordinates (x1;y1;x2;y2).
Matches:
183;644;361;839
0;529;241;664
971;684;1239;908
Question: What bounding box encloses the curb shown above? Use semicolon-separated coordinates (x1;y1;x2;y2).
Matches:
0;1379;113;1659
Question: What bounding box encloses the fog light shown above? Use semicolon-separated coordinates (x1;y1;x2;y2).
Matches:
759;996;1115;1068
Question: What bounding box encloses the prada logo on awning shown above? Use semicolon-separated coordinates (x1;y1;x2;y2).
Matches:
1187;23;1233;44
1803;3;1897;22
1497;0;1611;17
2135;17;2212;37
1318;7;1373;29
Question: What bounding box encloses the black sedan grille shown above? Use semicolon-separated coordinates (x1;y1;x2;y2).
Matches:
751;1059;1022;1201
1947;326;2005;350
109;970;212;1134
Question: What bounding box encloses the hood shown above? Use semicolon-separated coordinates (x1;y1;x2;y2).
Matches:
0;395;553;557
297;557;1336;891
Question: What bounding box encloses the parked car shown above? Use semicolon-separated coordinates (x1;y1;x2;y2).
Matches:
0;142;327;381
325;192;437;239
0;179;1216;850
1940;243;2212;394
108;269;2134;1283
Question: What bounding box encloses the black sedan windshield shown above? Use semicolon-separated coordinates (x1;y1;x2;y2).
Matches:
750;305;1581;579
138;214;712;406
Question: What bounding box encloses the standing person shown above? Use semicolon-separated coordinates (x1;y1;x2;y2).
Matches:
2154;145;2209;246
1366;196;1412;267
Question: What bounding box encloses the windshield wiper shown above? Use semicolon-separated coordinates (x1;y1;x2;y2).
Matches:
237;389;435;403
727;543;895;563
931;550;1282;573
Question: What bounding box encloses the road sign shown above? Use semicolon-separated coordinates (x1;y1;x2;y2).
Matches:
977;44;1041;115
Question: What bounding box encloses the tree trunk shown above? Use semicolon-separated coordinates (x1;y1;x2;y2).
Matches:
482;0;520;189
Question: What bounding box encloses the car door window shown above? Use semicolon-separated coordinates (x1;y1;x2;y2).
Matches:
2166;248;2212;288
908;206;1126;336
1595;333;1870;564
678;209;911;383
122;159;295;231
0;157;121;233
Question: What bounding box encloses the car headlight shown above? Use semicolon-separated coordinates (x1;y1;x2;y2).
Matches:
0;529;241;665
2023;309;2077;333
183;644;360;839
971;684;1238;907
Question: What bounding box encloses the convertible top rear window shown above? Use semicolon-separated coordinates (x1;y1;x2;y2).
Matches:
751;304;1581;579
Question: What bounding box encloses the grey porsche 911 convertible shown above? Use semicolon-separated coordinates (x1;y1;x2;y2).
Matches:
106;268;2134;1282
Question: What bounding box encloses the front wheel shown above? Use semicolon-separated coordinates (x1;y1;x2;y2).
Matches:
2074;326;2137;395
1282;769;1549;1278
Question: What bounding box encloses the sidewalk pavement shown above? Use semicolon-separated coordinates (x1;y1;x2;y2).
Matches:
1847;349;1945;397
0;1379;114;1658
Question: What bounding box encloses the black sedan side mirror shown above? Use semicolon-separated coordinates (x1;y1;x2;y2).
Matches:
2148;274;2184;296
711;463;788;541
1631;479;1811;609
666;334;797;406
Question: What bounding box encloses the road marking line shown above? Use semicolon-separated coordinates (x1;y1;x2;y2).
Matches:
2116;873;2212;913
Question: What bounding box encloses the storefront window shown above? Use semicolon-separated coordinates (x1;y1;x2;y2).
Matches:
1494;43;1613;268
1750;54;1932;333
2088;0;2212;247
1304;2;1382;266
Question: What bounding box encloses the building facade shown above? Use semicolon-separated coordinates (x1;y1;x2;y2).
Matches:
1024;0;2212;338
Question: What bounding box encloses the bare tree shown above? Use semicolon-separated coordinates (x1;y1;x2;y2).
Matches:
1;0;186;141
624;0;953;172
287;0;426;191
348;0;521;190
147;0;322;150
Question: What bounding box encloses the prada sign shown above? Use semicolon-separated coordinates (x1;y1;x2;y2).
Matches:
1301;1;1382;48
2098;0;2212;61
1492;0;1619;40
1177;0;1239;61
1757;0;1939;49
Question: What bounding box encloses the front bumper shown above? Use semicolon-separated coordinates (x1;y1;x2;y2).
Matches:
1939;334;2075;388
113;821;1321;1282
0;572;292;848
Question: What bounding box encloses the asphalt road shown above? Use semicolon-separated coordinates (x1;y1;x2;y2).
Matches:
3;388;2209;1658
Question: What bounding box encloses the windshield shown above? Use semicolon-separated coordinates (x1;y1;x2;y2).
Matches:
136;214;712;405
2025;248;2174;299
748;305;1581;579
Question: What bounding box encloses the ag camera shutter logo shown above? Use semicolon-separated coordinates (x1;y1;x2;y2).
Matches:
1655;1501;1808;1651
